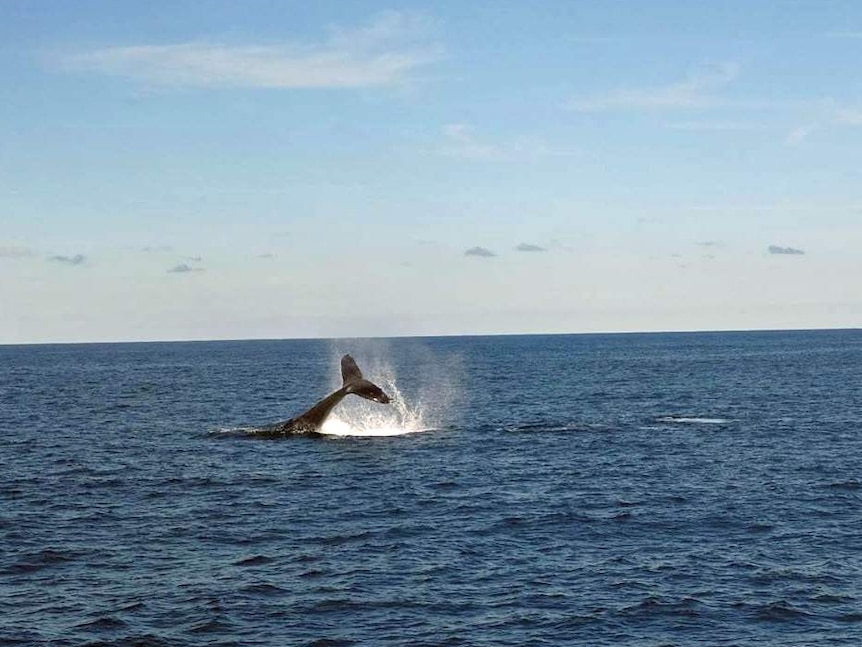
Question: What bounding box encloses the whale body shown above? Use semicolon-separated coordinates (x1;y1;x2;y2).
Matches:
252;354;391;437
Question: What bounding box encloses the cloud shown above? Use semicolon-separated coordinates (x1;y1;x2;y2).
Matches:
785;123;822;146
835;107;862;126
438;124;577;161
768;245;805;256
779;102;862;147
48;254;86;266
0;245;35;259
62;12;440;89
515;243;547;252
440;124;505;160
665;121;757;132
569;62;740;112
168;263;203;273
464;246;496;258
826;31;862;39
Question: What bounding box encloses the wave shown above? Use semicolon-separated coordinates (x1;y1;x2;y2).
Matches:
2;548;80;575
234;555;273;567
655;416;732;425
208;426;262;438
503;422;614;434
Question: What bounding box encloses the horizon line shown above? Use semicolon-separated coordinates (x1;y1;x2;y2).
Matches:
2;325;859;348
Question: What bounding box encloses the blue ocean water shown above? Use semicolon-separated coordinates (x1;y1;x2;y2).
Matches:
1;330;861;646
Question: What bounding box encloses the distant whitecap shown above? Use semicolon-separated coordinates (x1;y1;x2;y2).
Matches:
656;416;731;425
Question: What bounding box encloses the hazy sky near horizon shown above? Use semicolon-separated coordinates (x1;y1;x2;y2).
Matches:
2;1;861;343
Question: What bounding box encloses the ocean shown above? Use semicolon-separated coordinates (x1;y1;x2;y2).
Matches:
1;329;861;646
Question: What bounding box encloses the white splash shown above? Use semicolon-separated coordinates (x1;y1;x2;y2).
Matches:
314;342;463;438
319;370;432;437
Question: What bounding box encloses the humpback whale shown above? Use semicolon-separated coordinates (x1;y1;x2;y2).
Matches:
253;354;391;437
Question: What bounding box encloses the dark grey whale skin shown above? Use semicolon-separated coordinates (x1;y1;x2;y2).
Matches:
252;354;391;438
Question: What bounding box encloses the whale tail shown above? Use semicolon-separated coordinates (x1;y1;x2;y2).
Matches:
341;354;391;404
252;353;391;436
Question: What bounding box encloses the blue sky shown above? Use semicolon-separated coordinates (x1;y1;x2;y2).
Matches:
2;1;861;343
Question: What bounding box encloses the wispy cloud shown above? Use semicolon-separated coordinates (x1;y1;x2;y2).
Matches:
783;103;862;146
569;62;740;112
438;124;577;161
826;31;862;39
768;245;805;256
835;107;862;126
785;123;822;146
465;246;496;258
515;243;547;252
48;254;86;266
694;202;862;214
440;124;505;160
0;245;35;259
63;12;440;89
665;120;758;132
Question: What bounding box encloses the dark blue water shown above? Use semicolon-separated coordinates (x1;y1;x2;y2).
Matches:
2;330;861;646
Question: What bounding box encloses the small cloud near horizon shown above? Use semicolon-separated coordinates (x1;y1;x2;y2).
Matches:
168;263;203;273
49;254;87;266
465;246;497;258
515;242;547;252
1;245;35;259
768;245;805;256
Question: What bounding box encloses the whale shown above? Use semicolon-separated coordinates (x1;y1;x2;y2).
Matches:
252;354;391;437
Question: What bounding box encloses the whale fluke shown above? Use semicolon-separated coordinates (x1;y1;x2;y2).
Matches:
341;354;364;383
341;355;391;405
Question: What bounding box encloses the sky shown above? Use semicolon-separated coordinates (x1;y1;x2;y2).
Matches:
2;0;861;343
